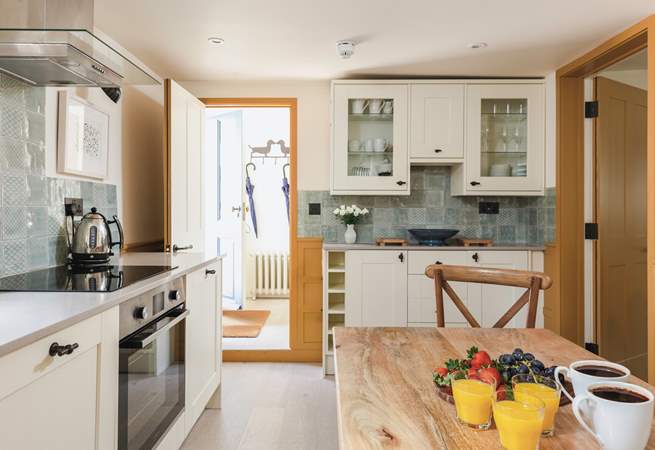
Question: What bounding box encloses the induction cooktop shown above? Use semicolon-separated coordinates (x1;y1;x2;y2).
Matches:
0;265;177;293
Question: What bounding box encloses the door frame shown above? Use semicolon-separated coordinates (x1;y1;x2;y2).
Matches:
199;98;319;362
552;15;655;382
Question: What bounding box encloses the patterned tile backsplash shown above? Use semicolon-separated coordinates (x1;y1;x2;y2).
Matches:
298;166;556;245
0;73;118;276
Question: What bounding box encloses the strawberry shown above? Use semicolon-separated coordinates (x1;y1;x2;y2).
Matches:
478;367;502;387
467;368;479;378
496;384;509;401
434;367;448;377
470;350;492;369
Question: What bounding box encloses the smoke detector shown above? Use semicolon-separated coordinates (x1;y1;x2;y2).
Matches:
336;40;355;59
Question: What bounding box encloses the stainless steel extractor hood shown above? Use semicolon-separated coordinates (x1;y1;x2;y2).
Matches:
0;0;159;87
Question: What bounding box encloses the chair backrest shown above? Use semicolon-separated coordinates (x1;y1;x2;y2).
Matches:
424;264;553;328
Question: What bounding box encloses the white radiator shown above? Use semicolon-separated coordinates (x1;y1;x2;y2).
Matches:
255;253;290;298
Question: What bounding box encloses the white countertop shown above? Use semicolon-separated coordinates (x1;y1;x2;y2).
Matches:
0;252;219;357
322;243;545;251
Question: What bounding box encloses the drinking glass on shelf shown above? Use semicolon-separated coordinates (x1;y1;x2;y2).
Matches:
451;378;495;430
493;390;545;450
512;374;561;436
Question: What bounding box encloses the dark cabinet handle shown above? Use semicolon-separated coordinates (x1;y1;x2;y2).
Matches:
472;252;479;263
205;269;217;276
435;260;443;265
434;149;443;153
470;181;481;186
398;253;404;263
396;181;407;186
49;342;79;357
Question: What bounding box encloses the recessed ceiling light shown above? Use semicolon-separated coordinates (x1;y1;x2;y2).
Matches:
208;37;224;45
467;42;488;49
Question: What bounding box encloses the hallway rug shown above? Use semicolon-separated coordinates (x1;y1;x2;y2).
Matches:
223;310;271;337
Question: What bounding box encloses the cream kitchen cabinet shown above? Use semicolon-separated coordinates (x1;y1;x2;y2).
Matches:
345;250;408;326
451;83;545;195
185;260;222;435
0;308;119;450
331;82;410;195
409;84;465;162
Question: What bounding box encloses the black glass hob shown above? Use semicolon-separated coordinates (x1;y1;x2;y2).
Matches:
0;265;177;293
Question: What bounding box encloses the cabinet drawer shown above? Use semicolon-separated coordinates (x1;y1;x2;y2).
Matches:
0;314;102;401
407;250;468;274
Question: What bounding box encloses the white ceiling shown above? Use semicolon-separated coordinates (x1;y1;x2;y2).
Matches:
94;0;655;81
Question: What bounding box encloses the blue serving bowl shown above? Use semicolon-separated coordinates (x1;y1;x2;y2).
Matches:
408;229;459;246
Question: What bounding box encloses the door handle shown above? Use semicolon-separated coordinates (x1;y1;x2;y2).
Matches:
205;269;216;276
470;181;481;186
472;252;479;263
396;180;407;186
172;244;193;252
434;149;443;153
398;253;404;263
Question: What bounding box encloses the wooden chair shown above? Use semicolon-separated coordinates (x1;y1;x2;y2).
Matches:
424;264;552;328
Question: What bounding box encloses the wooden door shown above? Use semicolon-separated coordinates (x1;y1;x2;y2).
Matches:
164;79;206;252
185;262;221;433
410;84;464;160
596;76;647;379
345;250;407;326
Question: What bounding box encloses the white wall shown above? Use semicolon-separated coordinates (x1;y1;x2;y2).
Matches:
545;72;556;188
180;80;331;191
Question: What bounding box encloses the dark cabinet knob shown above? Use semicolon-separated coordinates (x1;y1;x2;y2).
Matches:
470;181;481;186
396;181;407;186
49;342;79;357
472;252;480;263
435;260;443;265
398;253;404;263
206;269;217;275
434;149;443;153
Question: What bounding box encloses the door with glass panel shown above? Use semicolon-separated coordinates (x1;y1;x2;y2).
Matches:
332;83;409;194
466;84;544;192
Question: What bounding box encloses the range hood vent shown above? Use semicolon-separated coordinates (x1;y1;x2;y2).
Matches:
0;1;159;87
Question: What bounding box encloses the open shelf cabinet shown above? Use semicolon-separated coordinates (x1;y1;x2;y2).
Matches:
323;250;347;375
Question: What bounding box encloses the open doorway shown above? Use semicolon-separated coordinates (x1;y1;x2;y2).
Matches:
584;48;648;379
205;105;292;351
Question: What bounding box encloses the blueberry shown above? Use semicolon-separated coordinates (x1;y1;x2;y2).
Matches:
512;349;524;361
531;360;545;371
543;366;556;378
518;364;530;374
523;353;535;362
499;354;515;365
508;367;518;377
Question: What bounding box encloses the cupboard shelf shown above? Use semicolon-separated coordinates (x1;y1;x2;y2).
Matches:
348;113;393;121
328;303;345;314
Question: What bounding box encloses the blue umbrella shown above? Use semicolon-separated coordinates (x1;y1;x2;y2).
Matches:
245;163;258;237
282;163;290;222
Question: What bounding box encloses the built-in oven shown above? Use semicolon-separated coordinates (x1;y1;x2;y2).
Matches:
118;277;186;450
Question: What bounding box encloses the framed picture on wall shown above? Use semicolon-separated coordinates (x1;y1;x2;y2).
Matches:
57;91;110;179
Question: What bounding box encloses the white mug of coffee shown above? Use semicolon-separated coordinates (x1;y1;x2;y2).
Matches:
368;99;384;114
573;381;653;450
555;360;630;402
351;99;369;114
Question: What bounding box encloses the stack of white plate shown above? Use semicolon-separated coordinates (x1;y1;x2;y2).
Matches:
513;162;527;177
489;163;511;177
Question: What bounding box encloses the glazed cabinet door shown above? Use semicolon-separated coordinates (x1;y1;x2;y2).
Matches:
410;84;465;161
345;250;408;326
466;84;544;193
332;83;409;194
186;261;222;434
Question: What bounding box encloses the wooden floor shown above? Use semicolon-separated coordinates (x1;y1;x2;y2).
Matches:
182;363;339;450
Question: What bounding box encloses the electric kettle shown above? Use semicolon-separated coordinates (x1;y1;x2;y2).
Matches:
67;207;124;264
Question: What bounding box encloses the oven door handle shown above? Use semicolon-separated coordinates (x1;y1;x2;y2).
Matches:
124;309;189;349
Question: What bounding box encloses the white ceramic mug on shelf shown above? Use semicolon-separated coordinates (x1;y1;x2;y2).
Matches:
348;139;361;152
373;138;388;152
368;99;384;114
364;139;374;152
382;100;393;114
572;381;653;450
555;360;630;402
351;99;369;114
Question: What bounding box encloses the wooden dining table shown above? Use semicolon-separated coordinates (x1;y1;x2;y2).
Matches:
333;327;655;449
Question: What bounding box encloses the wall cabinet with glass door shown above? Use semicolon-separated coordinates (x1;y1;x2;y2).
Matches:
451;83;545;195
331;83;409;195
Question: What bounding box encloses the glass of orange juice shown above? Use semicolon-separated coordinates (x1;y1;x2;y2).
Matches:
512;374;561;436
451;377;495;429
493;391;545;450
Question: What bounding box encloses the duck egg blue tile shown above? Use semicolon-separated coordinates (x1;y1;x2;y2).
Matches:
27;237;49;268
26;207;48;237
27;175;48;206
2;175;27;206
1;207;27;239
2;240;27;275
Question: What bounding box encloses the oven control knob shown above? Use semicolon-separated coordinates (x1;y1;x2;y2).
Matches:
134;306;149;320
169;290;182;301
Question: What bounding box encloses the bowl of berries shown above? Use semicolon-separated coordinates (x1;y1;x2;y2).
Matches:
432;346;573;406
